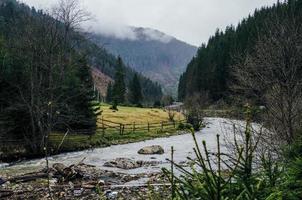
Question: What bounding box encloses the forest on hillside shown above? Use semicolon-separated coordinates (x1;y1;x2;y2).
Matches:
178;0;302;103
173;1;302;198
0;0;162;155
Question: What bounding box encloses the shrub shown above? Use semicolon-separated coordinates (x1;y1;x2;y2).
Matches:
187;111;202;131
177;122;185;130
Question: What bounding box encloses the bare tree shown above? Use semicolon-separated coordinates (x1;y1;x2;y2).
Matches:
0;0;92;155
52;0;90;32
232;17;302;144
3;1;92;197
167;108;176;122
184;91;210;130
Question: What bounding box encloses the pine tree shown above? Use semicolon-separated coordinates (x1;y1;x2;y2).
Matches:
112;56;126;104
106;82;113;103
129;73;143;105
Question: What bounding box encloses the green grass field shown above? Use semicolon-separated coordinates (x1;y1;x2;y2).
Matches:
49;104;185;153
97;103;184;125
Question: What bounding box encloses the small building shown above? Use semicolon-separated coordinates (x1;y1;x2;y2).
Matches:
165;102;184;112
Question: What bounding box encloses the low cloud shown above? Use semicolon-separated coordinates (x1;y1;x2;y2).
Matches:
85;21;138;40
86;21;174;43
140;28;173;43
22;0;278;46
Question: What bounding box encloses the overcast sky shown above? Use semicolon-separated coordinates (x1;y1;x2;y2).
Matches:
21;0;278;46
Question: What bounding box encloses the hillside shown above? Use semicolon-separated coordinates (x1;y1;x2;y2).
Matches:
77;37;163;104
178;0;302;102
90;27;197;96
91;68;113;99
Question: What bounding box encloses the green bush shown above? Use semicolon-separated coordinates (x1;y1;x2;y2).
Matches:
281;136;302;199
177;122;185;130
177;122;192;131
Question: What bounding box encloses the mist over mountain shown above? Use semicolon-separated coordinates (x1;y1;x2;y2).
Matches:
90;27;197;96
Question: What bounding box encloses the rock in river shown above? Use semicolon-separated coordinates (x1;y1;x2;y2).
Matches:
103;158;143;169
138;145;164;155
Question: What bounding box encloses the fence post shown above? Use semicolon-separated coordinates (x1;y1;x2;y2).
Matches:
133;122;135;134
161;121;163;131
122;125;125;135
173;121;176;128
119;124;122;135
102;117;105;137
148;122;150;132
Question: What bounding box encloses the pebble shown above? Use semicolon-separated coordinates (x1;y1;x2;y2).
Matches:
73;188;83;196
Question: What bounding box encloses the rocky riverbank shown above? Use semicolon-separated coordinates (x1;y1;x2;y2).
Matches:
0;162;170;199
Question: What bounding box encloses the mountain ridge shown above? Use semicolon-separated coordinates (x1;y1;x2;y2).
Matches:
90;27;197;96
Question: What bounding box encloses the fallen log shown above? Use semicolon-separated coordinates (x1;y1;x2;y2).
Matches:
7;172;48;183
0;188;44;198
0;190;13;198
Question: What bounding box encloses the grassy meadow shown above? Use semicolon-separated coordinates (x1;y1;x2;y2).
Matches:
48;104;185;153
98;103;184;125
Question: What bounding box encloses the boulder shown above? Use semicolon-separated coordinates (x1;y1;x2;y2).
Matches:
138;145;164;155
104;158;143;169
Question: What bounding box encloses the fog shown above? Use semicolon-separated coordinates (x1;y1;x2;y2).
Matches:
21;0;279;46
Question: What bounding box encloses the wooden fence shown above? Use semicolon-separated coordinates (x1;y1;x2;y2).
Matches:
97;118;186;136
0;119;187;150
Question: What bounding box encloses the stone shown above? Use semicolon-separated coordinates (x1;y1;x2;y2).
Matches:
104;158;143;169
73;188;83;196
0;177;6;185
138;145;164;155
98;179;105;186
105;190;118;200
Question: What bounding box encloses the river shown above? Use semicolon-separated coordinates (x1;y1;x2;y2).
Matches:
0;118;243;177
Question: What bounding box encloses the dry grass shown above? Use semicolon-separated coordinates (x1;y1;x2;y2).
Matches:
97;104;185;126
47;104;186;155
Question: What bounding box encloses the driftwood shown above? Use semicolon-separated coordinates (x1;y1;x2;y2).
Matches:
50;183;98;190
7;172;48;183
0;188;44;198
0;190;13;198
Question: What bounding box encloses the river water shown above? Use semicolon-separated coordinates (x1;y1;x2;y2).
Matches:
0;118;242;176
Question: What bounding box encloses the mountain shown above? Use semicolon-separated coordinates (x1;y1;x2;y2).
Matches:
77;36;163;104
90;27;197;96
178;0;302;102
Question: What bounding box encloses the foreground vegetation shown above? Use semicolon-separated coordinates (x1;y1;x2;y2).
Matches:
153;107;302;200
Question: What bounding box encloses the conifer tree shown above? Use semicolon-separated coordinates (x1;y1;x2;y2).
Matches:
129;73;143;105
112;56;126;104
106;82;113;103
